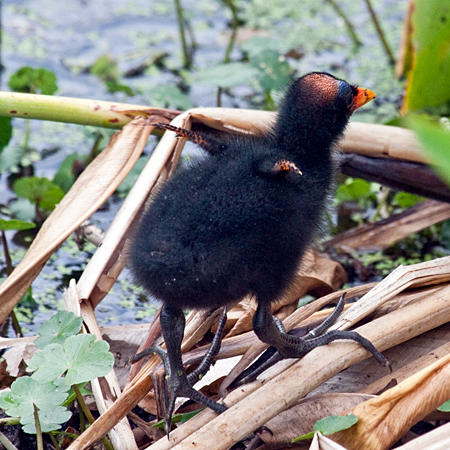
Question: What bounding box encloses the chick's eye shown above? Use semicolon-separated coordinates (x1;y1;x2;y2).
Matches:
345;93;354;109
337;82;354;109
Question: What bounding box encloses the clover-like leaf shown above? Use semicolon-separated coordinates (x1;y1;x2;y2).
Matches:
30;334;114;385
21;406;72;434
13;176;65;211
0;377;69;420
34;311;83;349
9;66;57;95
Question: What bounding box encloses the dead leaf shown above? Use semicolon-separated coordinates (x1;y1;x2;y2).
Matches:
258;393;375;449
0;117;152;324
332;352;450;450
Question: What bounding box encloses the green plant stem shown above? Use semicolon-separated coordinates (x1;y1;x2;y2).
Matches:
79;407;86;432
73;385;113;450
23;119;30;150
33;404;44;450
216;87;222;108
49;432;60;450
222;0;239;64
173;0;191;68
0;431;19;450
73;384;95;425
1;230;23;337
1;230;12;275
372;186;391;222
0;417;20;427
324;0;362;47
363;0;395;66
10;309;23;338
0;91;179;130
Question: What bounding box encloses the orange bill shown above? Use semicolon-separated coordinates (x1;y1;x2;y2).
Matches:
352;87;376;110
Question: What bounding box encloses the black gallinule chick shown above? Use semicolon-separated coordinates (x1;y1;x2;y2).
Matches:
129;72;386;431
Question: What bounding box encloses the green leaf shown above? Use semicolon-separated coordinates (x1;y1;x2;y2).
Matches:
18;287;37;309
403;0;450;111
21;406;72;434
0;117;12;150
91;55;119;83
393;192;424;209
0;219;36;231
63;383;91;406
0;145;26;173
336;177;371;202
0;377;70;420
152;409;204;429
314;414;359;435
438;399;450;412
8;198;36;222
405;114;450;186
291;430;315;442
192;63;259;89
34;311;83;349
180;408;204;424
116;156;149;197
147;85;193;110
29;334;114;385
241;37;281;59
292;414;359;442
105;81;135;96
9;66;57;95
249;50;293;92
13;176;65;211
52;152;81;193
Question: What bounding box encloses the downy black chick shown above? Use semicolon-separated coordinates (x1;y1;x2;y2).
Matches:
129;72;386;431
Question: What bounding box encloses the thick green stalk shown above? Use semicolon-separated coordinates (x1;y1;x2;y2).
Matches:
363;0;396;65
325;0;362;47
222;0;239;64
73;385;113;450
49;433;60;450
173;0;192;68
0;91;179;129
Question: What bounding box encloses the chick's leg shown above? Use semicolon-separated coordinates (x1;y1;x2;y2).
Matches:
251;295;390;380
159;305;227;434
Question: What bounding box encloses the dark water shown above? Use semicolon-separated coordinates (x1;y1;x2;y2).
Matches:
0;0;408;334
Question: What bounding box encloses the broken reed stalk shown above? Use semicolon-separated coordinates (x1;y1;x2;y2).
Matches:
0;91;425;163
0;101;433;449
0;91;179;129
333;344;450;449
146;279;450;450
0;117;154;325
